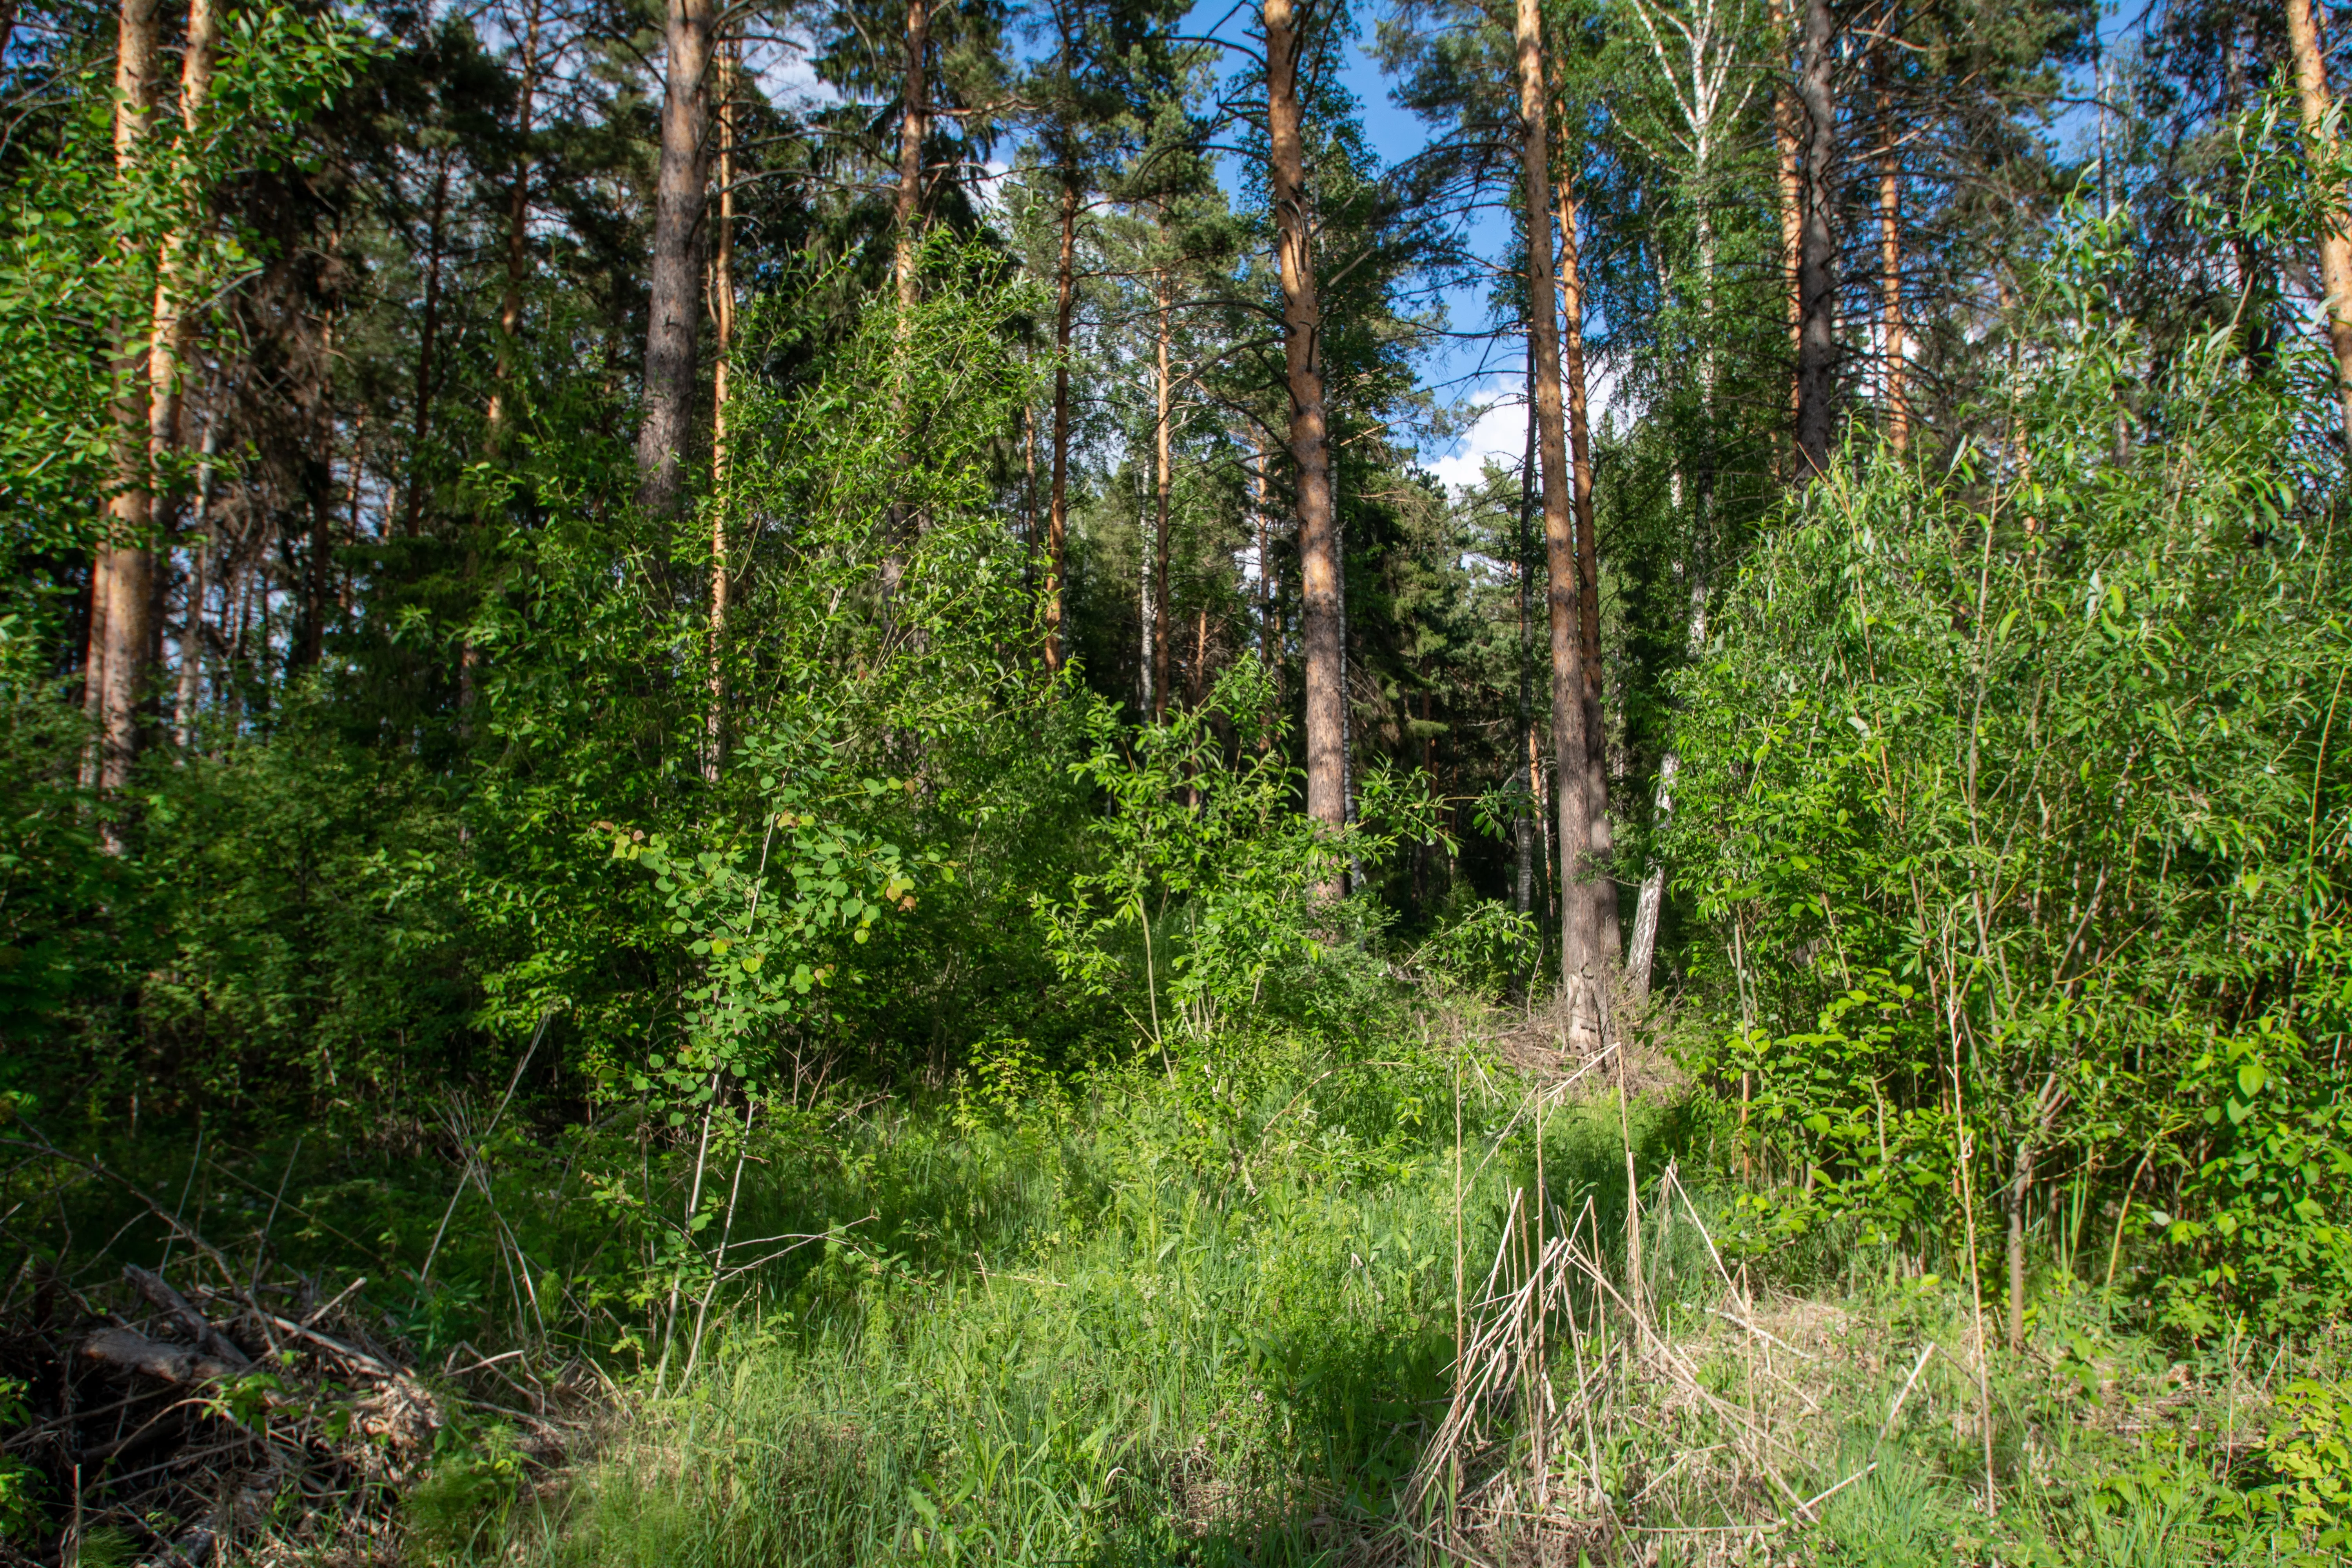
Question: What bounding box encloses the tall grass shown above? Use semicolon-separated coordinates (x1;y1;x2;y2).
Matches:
410;1053;2336;1568
446;1055;1652;1564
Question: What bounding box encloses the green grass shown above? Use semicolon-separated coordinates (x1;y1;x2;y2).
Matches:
411;1064;2345;1568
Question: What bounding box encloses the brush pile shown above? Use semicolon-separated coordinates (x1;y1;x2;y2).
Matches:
0;1141;577;1567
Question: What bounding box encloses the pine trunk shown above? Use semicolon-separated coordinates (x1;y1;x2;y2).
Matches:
1877;56;1907;453
2287;0;2352;446
1794;0;1838;476
1773;0;1803;445
633;0;715;516
1558;163;1618;971
706;39;736;781
1514;0;1601;1016
1266;0;1345;860
893;0;930;314
87;0;163;799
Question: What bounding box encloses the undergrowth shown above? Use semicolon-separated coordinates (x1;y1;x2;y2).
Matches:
391;1050;2349;1568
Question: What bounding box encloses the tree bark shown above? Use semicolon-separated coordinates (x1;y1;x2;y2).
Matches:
1152;266;1173;721
706;38;736;782
2287;0;2352;447
1267;0;1345;858
145;0;216;538
1793;0;1838;477
1557;160;1618;969
87;0;163;799
2006;1134;2036;1354
1514;0;1600;1014
1773;0;1803;446
892;0;930;315
633;0;715;516
1044;170;1076;672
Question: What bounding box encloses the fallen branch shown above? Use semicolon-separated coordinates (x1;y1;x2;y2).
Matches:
1877;1341;1938;1444
123;1267;250;1369
80;1329;241;1387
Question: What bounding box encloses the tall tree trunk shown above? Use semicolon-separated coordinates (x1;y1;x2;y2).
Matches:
1877;55;1907;453
2287;0;2352;446
1044;170;1076;671
1152;266;1173;722
146;0;216;538
892;0;930;314
706;37;736;781
634;0;716;516
1793;0;1838;476
1266;0;1345;859
1773;0;1803;447
87;0;163;799
485;0;541;449
404;156;451;536
1514;0;1601;1018
1557;160;1618;969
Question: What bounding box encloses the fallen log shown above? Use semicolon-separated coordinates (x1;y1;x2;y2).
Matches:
123;1266;251;1369
81;1327;243;1387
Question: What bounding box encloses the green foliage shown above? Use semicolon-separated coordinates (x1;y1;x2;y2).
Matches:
0;5;371;576
2250;1376;2352;1565
0;1377;39;1540
604;719;932;1102
1670;147;2352;1332
1036;658;1444;1049
2153;1024;2352;1338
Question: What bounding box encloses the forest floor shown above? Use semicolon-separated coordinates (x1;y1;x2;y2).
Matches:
4;1045;2338;1567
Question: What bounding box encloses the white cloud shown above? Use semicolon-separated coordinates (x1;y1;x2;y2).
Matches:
1424;361;1627;496
1427;380;1529;494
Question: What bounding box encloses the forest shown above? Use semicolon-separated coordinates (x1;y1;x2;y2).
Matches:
0;0;2349;1557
